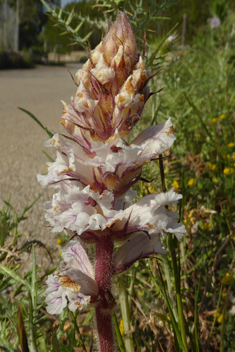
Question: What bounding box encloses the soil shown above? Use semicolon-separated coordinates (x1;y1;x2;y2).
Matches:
0;63;83;269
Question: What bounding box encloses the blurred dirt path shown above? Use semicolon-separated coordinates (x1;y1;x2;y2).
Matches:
0;63;82;263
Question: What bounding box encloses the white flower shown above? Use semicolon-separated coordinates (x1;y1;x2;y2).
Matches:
79;188;185;243
45;241;98;314
38;118;175;196
42;184;125;235
167;35;175;42
113;232;167;273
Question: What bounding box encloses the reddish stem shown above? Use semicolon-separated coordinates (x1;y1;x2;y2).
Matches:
95;235;115;352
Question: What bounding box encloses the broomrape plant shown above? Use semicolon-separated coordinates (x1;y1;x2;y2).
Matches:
38;13;185;352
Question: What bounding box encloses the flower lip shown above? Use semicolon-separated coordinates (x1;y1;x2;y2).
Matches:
113;231;167;274
45;240;99;314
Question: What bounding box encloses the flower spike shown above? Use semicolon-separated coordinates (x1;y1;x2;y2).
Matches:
38;12;186;352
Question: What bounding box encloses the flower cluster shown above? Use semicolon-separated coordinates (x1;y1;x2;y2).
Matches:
38;13;185;317
209;17;221;29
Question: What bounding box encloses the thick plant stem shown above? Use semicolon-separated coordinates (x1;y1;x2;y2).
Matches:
95;236;115;352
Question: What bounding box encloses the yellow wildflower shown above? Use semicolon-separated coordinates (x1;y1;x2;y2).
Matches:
212;117;219;123
223;168;234;175
213;309;220;318
59;251;62;256
171;180;180;189
208;162;216;170
137;290;144;297
220;114;226;119
228;142;234;148
221;272;233;285
217;313;225;324
212;177;218;183
148;186;156;194
188;178;195;186
203;222;211;231
57;238;62;245
232;152;235;160
221;292;227;299
119;319;124;336
188;209;195;224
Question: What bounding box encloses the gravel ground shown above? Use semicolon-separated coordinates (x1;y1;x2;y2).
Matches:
0;63;82;267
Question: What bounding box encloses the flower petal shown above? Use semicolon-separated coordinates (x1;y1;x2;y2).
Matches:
61;240;95;278
131;118;175;160
68;294;91;312
113;232;167;273
110;189;185;240
45;275;67;315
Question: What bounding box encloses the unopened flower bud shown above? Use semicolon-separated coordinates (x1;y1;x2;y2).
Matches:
62;13;150;153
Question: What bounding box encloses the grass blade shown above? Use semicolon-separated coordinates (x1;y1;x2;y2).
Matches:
17;306;29;352
194;282;200;352
31;245;37;311
18;108;53;138
113;313;126;352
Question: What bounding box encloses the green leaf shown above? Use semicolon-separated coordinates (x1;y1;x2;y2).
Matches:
0;264;28;288
183;93;213;141
74;21;85;34
28;293;38;352
66;7;75;25
0;276;14;292
81;310;93;326
194;282;200;352
58;7;63;19
147;23;178;67
31;245;37;311
18;240;53;262
52;332;61;352
81;30;94;43
40;0;51;12
113;314;126;352
18;108;53;138
17;306;30;352
158;266;184;350
0;345;17;352
17;196;41;223
40;266;57;282
42;151;54;162
13;283;24;298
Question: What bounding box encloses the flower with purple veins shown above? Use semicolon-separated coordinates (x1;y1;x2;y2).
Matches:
45;240;98;314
